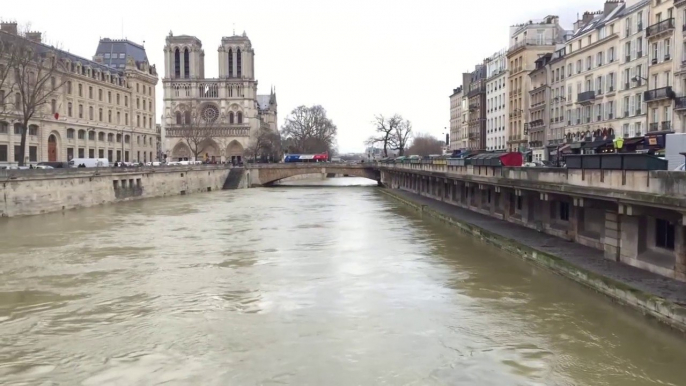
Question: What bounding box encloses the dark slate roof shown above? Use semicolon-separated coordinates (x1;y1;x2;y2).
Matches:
572;3;625;39
95;38;148;70
0;30;124;76
622;0;650;16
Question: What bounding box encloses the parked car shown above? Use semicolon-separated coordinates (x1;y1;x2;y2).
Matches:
38;162;69;168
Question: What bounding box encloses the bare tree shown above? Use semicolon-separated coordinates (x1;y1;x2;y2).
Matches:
178;111;211;161
367;114;402;158
1;27;68;165
392;119;412;156
0;33;18;109
407;133;444;156
246;124;281;162
281;105;337;154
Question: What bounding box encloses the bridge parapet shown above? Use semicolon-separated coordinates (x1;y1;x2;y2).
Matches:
376;162;686;210
245;163;379;185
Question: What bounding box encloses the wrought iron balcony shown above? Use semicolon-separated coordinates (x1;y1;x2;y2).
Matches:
675;96;686;110
576;91;596;105
644;86;675;102
662;121;672;131
649;122;659;131
646;18;675;38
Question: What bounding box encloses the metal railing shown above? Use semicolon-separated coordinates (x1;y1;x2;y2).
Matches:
577;91;596;104
644;86;674;102
646;18;675;37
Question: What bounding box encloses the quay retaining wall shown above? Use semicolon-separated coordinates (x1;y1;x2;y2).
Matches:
379;188;686;334
0;165;232;218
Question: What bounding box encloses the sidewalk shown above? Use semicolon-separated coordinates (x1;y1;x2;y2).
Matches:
382;189;686;307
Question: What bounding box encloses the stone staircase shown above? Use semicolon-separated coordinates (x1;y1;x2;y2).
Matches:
222;168;245;190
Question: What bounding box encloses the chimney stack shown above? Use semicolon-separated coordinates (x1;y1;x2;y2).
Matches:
26;31;42;43
604;0;622;16
0;22;18;35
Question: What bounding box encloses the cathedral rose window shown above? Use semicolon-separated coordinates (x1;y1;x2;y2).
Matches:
202;105;219;123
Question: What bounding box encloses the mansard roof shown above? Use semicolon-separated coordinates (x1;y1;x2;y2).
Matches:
95;38;149;70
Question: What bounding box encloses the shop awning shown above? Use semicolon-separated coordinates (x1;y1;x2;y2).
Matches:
558;144;572;153
624;137;645;146
581;139;612;149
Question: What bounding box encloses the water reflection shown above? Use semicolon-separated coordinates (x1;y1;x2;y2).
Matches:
0;178;684;385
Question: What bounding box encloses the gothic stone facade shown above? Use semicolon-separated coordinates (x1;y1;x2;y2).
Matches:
162;31;277;163
0;23;159;166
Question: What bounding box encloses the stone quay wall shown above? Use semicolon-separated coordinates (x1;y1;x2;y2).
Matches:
0;165;232;218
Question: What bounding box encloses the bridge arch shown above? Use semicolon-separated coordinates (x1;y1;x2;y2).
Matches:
248;164;381;186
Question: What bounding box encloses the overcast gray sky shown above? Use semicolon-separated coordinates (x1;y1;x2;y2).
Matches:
4;0;598;153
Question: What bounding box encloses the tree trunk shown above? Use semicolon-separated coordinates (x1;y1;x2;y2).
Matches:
19;120;28;166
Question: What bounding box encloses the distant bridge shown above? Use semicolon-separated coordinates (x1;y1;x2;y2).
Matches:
244;163;381;186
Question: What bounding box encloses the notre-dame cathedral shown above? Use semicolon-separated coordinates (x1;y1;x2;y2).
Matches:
162;31;277;163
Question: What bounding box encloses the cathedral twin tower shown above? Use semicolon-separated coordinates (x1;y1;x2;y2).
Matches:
162;31;277;163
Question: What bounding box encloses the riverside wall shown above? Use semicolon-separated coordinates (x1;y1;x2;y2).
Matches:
0;165;232;217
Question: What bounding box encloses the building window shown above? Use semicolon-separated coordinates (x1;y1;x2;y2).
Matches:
117;94;120;105
117;112;121;124
125;135;130;144
78;84;82;97
78;148;85;158
237;49;242;77
237;112;243;124
14;145;21;163
67;81;72;94
0;121;7;134
78;129;85;140
0;144;7;162
98;89;103;101
51;99;57;114
655;219;675;250
99;149;104;158
184;49;190;79
88;131;95;141
89;106;93;120
137;98;140;109
137;115;140;127
559;202;570;221
88;86;93;99
125;96;128;107
136;83;139;93
107;133;114;142
29;125;38;136
125;113;129;125
67;128;75;139
98;132;105;141
108;91;111;103
228;49;233;78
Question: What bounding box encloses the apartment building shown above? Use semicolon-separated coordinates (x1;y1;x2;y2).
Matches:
563;4;624;153
675;0;686;132
547;47;568;159
485;49;508;150
0;23;159;165
645;0;676;137
506;16;566;152
449;86;463;151
528;53;552;161
616;0;650;139
467;65;487;149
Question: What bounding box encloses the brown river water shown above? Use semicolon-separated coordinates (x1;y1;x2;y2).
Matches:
0;177;685;385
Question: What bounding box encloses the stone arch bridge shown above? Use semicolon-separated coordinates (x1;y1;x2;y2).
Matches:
244;163;381;186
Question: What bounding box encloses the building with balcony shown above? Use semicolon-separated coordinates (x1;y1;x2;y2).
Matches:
645;0;676;140
672;0;686;133
528;53;552;161
162;31;278;163
562;3;624;152
485;49;508;151
616;0;650;140
506;15;566;151
449;86;463;151
467;65;487;149
0;22;159;166
547;47;568;159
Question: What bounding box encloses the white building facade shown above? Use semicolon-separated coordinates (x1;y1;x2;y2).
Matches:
485;49;508;150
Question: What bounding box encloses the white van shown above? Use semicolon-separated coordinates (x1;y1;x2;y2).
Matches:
69;158;109;168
